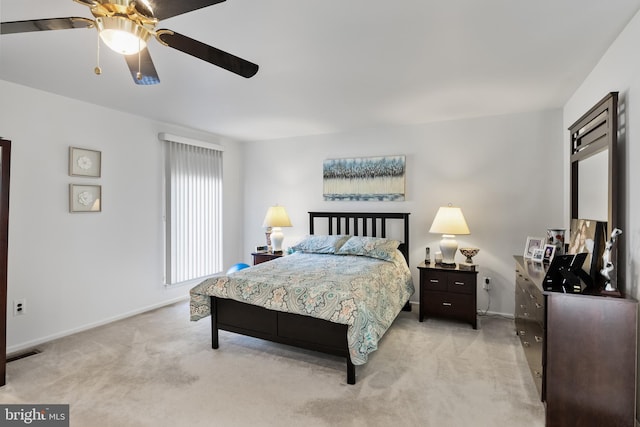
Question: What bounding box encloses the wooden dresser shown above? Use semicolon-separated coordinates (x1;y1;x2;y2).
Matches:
514;255;637;426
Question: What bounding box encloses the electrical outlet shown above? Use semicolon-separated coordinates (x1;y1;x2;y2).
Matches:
483;277;491;291
14;299;26;316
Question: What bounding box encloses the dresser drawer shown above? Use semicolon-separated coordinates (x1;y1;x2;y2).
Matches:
422;271;448;292
517;322;544;393
446;273;475;294
515;283;528;320
424;291;474;319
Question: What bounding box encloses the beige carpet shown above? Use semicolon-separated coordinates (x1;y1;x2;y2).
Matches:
0;301;544;426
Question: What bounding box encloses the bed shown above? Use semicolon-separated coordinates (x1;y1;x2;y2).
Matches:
189;211;413;384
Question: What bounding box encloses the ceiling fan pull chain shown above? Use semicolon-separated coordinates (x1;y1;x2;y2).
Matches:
136;38;143;81
94;32;102;76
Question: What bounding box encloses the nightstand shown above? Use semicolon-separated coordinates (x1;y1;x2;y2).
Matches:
417;261;478;329
251;252;283;265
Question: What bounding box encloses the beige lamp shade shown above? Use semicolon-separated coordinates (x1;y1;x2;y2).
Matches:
429;206;470;235
262;205;292;228
429;206;470;265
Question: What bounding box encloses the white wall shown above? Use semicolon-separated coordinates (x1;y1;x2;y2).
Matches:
562;8;640;419
242;110;564;316
0;79;245;353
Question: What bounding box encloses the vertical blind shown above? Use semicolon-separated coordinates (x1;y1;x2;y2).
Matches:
164;139;223;285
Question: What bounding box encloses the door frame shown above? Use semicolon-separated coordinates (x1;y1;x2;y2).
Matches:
0;138;11;386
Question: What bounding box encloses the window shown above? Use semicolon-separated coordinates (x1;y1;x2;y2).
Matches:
160;133;223;285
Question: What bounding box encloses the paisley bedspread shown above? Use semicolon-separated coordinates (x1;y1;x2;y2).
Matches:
189;251;414;365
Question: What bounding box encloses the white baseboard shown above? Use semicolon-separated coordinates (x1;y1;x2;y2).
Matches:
6;295;189;355
478;310;514;319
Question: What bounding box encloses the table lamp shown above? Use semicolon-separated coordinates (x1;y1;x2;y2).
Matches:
262;205;292;253
429;205;470;266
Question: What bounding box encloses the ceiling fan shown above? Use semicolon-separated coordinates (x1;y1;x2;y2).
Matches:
0;0;259;85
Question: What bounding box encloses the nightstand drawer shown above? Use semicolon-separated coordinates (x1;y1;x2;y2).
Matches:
424;291;474;318
422;271;448;292
447;274;474;294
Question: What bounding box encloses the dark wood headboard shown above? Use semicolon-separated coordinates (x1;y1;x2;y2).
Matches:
308;212;410;265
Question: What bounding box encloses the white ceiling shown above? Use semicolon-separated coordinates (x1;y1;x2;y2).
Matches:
2;0;640;142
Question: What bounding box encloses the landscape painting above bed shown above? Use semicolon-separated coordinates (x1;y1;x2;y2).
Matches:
322;156;406;201
190;212;413;384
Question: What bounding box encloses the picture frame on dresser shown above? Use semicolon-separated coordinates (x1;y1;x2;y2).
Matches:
532;248;544;263
568;218;607;287
524;236;544;258
543;244;556;263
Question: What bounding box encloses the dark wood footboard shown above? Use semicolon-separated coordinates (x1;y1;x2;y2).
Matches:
211;296;356;384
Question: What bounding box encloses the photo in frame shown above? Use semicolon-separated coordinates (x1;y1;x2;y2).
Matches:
568;218;607;286
69;184;101;212
543;244;556;264
69;147;101;177
524;236;544;258
532;248;545;263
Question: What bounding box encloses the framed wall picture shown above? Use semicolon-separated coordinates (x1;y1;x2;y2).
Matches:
543;244;556;263
69;147;101;177
322;155;405;201
69;184;101;212
524;236;544;258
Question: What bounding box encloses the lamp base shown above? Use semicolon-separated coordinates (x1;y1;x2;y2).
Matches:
439;234;458;265
265;227;273;253
271;227;284;253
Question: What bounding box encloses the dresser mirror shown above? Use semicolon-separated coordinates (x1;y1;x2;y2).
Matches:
569;92;618;287
577;149;608;221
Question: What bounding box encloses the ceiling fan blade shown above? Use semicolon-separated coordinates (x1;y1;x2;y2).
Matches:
124;48;160;85
0;17;94;35
151;0;226;21
156;30;258;78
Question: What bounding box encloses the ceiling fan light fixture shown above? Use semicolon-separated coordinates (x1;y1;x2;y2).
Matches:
96;16;150;55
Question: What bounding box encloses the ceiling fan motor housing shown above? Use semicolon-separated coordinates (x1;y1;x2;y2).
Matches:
89;1;157;54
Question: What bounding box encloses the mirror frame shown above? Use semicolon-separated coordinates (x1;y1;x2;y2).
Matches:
569;92;618;237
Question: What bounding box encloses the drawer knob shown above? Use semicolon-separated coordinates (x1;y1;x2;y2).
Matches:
442;302;452;307
429;279;439;283
453;281;465;286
